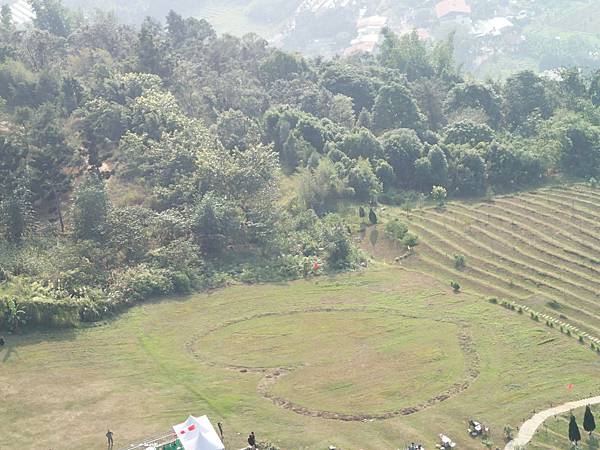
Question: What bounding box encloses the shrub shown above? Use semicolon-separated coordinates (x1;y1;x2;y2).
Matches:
518;306;523;314
402;232;419;247
450;280;461;293
454;254;466;269
503;425;514;442
384;219;408;242
488;297;498;304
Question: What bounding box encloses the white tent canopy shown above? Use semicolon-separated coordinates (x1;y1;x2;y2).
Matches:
172;416;224;450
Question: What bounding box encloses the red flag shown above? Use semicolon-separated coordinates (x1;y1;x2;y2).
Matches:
567;383;574;390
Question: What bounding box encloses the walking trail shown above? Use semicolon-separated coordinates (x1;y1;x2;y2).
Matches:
504;394;600;449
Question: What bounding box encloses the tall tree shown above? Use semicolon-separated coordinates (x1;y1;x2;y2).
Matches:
373;83;424;132
569;414;582;445
584;405;596;436
70;174;110;242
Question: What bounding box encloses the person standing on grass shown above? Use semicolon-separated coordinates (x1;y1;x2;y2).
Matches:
247;431;256;449
106;430;114;449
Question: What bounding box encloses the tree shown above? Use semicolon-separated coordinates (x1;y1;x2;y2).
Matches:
431;185;447;208
319;213;352;269
357;108;372;129
569;415;582;445
70;174;110;242
215;109;261;151
329;94;355;129
584;406;596;436
30;0;72;38
380;129;423;187
503;71;552;130
260;49;307;82
0;187;33;244
368;208;377;225
378;29;433;81
136;17;172;78
444;121;494;146
375;160;394;190
414;157;432;192
373;83;424;132
348;158;381;201
191;192;243;256
428;146;448;187
339;128;383;160
358;206;365;218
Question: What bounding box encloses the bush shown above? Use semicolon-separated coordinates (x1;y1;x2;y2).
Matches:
488;297;498;304
384;219;408;242
402;232;419;247
108;264;174;306
454;254;466;269
450;280;461;293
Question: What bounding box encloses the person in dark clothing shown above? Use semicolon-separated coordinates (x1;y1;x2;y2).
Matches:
0;337;4;347
247;431;256;449
106;430;113;449
217;422;224;440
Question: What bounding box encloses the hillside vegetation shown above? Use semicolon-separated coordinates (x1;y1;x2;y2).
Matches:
2;1;600;330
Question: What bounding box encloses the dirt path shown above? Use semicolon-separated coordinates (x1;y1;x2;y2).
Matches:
505;395;600;449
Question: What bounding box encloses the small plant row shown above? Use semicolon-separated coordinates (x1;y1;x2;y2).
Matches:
488;298;600;355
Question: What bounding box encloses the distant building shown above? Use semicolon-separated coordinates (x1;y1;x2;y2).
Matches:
435;0;471;25
9;0;35;26
472;17;513;37
345;14;388;56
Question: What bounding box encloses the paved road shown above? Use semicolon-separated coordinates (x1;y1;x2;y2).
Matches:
505;395;600;449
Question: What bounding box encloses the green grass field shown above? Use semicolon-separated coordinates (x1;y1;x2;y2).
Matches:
2;261;600;449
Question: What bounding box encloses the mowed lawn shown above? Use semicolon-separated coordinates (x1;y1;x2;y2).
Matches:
1;266;600;450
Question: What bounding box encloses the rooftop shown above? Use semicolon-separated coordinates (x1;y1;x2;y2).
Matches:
435;0;471;19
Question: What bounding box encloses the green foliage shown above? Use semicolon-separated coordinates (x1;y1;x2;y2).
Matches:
402;232;418;247
384;219;408;242
450;280;461;293
70;174;109;242
318;214;353;269
373;83;424;132
368;208;378;225
570;415;582;444
431;185;447;207
584;405;596;435
454;254;466;270
348;159;381;201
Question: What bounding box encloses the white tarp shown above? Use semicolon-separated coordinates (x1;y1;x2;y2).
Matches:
172;415;224;450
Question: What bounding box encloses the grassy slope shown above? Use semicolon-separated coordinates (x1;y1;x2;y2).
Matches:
383;184;600;347
2;266;599;449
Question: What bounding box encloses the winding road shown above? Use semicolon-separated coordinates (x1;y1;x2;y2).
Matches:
504;395;600;449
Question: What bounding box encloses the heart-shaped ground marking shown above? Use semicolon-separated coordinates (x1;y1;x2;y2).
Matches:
189;307;479;421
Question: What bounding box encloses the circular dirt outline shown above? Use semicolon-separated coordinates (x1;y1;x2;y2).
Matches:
186;307;480;421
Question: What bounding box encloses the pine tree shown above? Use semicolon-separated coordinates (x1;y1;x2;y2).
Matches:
368;208;377;225
584;405;596;435
569;414;582;444
358;206;365;218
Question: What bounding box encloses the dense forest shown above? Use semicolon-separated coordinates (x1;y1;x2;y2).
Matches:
1;1;600;330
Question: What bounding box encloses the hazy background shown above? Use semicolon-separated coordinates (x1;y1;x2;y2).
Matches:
6;0;600;78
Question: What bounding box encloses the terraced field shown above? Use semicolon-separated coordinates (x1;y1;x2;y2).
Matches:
396;184;600;349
